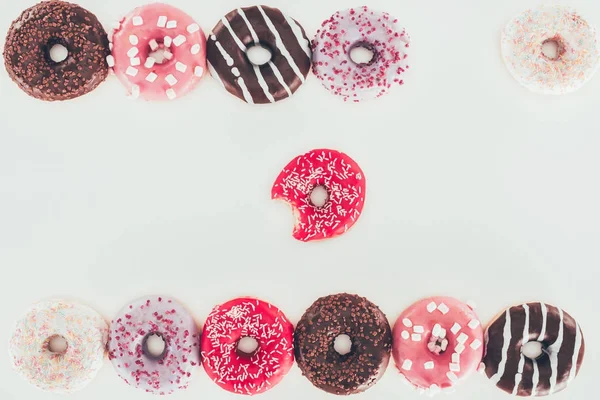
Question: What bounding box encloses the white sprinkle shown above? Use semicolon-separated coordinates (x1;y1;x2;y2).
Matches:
130;57;140;66
432;323;442;337
424;361;434;370
176;62;188;73
145;72;158;82
166;88;176;100
127;47;139;58
132;16;143;26
166;20;177;29
165;74;178;86
164;36;172;47
190;44;201;55
144;57;156;68
402;318;413;328
446;372;458;382
457;333;469;344
455;343;466;354
401;330;409;340
126;66;138;77
411;334;421;341
438;303;450;314
402;359;412;371
173;35;186;47
187;23;200;33
157;16;167;27
427;302;437;313
468;319;480;329
449;363;461;372
149;39;159;51
129;35;138;45
470;339;482;350
130;85;140;99
164;51;173;60
106;55;115;67
450;323;462;334
194;66;203;77
452;353;460;363
413;325;424;334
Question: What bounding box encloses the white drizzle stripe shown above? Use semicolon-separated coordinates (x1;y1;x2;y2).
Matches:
220;16;274;103
548;308;564;394
208;62;225;88
213;38;234;66
490;309;512;384
568;322;582;383
211;35;253;103
539;303;547;341
256;6;305;82
283;14;311;58
238;8;260;43
237;78;254;104
268;61;292;96
531;359;539;397
513;304;530;395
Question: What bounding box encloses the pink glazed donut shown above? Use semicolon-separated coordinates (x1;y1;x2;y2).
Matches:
108;296;200;395
392;297;484;396
109;3;206;100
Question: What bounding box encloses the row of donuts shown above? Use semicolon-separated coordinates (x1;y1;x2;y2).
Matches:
9;295;584;397
5;1;600;102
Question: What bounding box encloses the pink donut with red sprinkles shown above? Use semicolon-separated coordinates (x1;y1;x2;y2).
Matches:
108;296;200;395
201;297;294;395
272;149;366;242
312;6;410;102
109;3;206;101
392;297;484;396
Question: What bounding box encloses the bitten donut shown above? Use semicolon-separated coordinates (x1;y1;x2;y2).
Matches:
9;300;108;393
207;5;311;104
392;297;484;396
483;302;584;397
3;0;110;101
108;296;200;395
201;297;294;395
501;5;600;94
272;149;366;242
110;3;207;100
294;293;392;395
312;6;410;102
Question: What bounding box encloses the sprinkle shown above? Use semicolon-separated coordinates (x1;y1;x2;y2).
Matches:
166;88;176;100
427;302;437;313
450;323;461;334
173;35;187;47
449;363;460;372
164;36;172;47
402;318;412;328
130;57;140;66
167;20;177;29
470;339;482;350
176;62;188;73
457;333;469;344
432;323;442;337
126;66;138;77
149;39;159;51
437;303;450;314
129;35;138;45
187;23;200;33
164;51;173;60
440;339;448;351
413;325;424;333
455;343;465;354
191;44;201;55
402;359;412;371
194;66;204;77
127;47;138;58
401;330;409;340
131;85;140;99
452;353;460;363
424;361;434;370
165;74;178;86
132;16;143;26
146;72;158;83
411;334;421;341
106;55;115;67
446;372;458;382
144;57;156;69
468;319;480;329
157;16;167;28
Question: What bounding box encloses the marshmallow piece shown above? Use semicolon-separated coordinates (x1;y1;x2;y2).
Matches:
427;302;437;313
132;16;143;26
402;359;412;371
191;44;201;55
450;322;462;334
164;51;173;60
401;330;409;340
455;343;466;354
440;339;448;351
127;47;139;58
470;339;482;350
130;57;140;66
457;333;469;344
187;23;200;33
429;384;441;395
126;66;138;77
432;323;442;337
411;334;421;341
146;72;158;83
413;325;424;334
173;35;187;47
157;16;167;27
149;39;159;51
402;318;413;328
468;319;480;329
176;62;188;73
106;55;115;67
164;36;172;47
424;361;434;370
129;35;138;45
165;74;178;86
144;57;156;69
437;303;450;314
439;328;447;339
194;66;204;77
167;20;177;29
166;88;176;100
452;352;460;364
446;372;458;382
449;363;460;372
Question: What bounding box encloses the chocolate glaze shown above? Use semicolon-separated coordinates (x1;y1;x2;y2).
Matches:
294;293;392;395
484;302;584;397
207;5;311;104
3;1;110;101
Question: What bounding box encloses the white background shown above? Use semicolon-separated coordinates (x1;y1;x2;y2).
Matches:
0;0;598;399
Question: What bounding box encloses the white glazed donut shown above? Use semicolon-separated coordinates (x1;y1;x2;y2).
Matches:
312;6;410;102
9;300;108;393
501;5;600;94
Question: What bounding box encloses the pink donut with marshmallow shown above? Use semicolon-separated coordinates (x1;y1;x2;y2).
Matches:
392;297;484;396
110;3;206;101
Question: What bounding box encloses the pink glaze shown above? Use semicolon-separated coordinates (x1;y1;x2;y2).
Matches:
392;297;484;396
271;149;366;242
110;3;206;101
201;297;294;395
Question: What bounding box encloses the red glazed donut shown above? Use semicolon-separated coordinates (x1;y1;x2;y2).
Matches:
200;297;294;395
271;149;366;242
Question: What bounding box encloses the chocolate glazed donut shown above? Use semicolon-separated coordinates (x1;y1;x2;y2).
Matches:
294;293;392;395
206;5;311;104
3;1;110;101
483;303;584;396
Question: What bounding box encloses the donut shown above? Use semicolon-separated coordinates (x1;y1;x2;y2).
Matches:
110;4;207;101
9;300;108;393
294;293;392;395
392;297;484;396
3;1;110;101
200;297;294;395
271;149;366;242
206;6;311;104
108;296;200;395
312;6;410;102
483;302;584;396
501;5;600;94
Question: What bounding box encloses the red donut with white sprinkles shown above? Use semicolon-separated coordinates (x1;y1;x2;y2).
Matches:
201;297;294;395
271;149;366;242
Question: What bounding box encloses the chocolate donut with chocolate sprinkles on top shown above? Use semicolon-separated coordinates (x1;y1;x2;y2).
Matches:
294;293;392;395
3;1;110;101
483;302;585;396
206;5;311;104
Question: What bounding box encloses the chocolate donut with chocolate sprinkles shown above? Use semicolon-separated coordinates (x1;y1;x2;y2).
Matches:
483;302;585;396
206;5;311;104
3;1;110;101
294;293;392;395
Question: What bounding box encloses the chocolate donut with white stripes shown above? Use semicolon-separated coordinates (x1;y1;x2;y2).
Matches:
483;303;584;396
206;6;311;104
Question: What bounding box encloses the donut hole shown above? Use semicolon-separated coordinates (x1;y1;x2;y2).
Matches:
246;44;273;66
147;41;173;65
541;37;565;61
309;185;330;208
142;332;167;360
333;334;353;356
349;42;377;66
45;39;69;64
237;336;260;358
522;341;546;360
46;335;68;355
